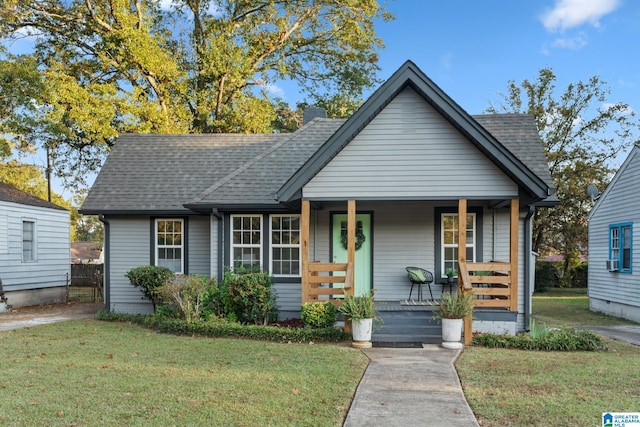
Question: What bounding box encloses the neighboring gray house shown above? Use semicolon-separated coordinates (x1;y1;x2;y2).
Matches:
0;182;70;307
81;61;556;339
588;145;640;322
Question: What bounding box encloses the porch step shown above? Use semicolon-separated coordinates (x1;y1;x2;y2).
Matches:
372;305;441;344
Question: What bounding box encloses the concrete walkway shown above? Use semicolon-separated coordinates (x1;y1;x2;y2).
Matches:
343;345;479;427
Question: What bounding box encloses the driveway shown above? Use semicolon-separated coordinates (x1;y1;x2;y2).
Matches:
0;302;103;331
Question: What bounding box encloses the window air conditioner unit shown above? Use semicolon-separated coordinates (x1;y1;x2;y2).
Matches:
605;259;619;272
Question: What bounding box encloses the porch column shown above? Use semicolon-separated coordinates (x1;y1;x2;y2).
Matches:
346;199;356;296
458;199;472;345
457;199;467;269
510;199;519;311
301;200;310;304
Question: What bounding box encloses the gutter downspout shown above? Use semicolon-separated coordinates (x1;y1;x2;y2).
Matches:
212;209;223;284
524;205;535;331
98;214;110;312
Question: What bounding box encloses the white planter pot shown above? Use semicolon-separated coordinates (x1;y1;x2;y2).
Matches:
441;318;463;349
0;302;7;313
351;318;373;349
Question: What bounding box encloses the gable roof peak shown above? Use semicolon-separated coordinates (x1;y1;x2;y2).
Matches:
276;61;553;202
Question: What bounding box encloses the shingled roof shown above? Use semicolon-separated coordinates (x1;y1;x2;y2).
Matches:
184;118;345;211
81;62;556;215
0;182;66;210
473;114;554;190
81;133;282;214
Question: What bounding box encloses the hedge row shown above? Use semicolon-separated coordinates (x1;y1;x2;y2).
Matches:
472;328;607;351
96;310;350;343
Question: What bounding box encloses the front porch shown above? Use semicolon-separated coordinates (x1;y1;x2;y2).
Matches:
371;301;517;345
299;199;522;344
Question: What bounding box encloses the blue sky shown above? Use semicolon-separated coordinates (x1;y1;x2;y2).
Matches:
10;0;640;197
284;0;638;119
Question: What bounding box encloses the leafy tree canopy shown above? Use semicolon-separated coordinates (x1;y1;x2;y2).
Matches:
0;0;392;190
487;68;640;285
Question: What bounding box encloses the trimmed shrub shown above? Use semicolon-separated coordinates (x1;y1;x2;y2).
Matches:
125;265;173;311
472;328;607;351
300;301;338;329
96;310;349;343
157;275;216;322
220;268;278;325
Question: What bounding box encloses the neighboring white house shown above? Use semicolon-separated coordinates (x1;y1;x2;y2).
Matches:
0;182;70;308
588;145;640;322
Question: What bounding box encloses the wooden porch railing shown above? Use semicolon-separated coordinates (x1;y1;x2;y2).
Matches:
303;261;354;305
458;261;515;311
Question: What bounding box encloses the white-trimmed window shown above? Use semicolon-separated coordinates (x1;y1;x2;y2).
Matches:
270;215;300;276
22;219;36;262
609;222;632;273
156;219;183;273
441;213;476;277
232;215;262;271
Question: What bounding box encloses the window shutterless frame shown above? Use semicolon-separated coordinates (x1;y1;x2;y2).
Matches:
269;214;301;277
154;218;184;274
22;219;36;262
231;214;263;272
609;222;632;273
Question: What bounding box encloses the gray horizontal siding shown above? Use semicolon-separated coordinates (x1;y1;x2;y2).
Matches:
188;216;210;276
589;151;640;310
303;88;518;200
0;201;70;292
107;216;154;314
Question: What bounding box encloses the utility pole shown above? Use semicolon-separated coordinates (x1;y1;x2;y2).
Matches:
46;146;51;202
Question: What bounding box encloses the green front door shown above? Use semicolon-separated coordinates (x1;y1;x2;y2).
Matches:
331;213;372;297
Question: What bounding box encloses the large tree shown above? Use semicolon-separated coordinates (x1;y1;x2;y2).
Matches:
0;0;391;189
487;68;640;286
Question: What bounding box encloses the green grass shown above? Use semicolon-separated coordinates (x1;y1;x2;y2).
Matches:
0;319;368;426
457;289;640;426
533;288;639;327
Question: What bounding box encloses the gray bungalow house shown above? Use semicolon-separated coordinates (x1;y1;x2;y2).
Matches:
81;61;555;342
588;145;640;322
0;182;70;307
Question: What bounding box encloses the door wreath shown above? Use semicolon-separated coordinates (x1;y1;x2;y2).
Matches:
340;221;366;251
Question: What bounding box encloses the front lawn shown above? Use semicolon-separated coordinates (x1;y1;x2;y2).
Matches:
456;289;640;426
0;320;368;426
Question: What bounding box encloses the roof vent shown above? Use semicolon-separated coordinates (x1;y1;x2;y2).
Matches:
303;107;327;125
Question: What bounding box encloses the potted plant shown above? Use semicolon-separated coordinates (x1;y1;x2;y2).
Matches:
432;290;474;349
445;267;457;283
338;289;378;348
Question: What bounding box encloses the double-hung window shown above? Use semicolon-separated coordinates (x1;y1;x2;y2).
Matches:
609;223;632;273
156;219;183;273
441;213;476;277
22;220;36;262
231;214;301;276
232;215;262;271
270;215;301;276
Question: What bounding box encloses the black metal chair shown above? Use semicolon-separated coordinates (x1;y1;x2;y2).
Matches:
405;267;434;301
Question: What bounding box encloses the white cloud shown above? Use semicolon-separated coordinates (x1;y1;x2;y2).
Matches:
158;0;173;10
260;83;285;98
159;0;220;16
603;102;635;115
551;33;588;49
540;0;620;32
